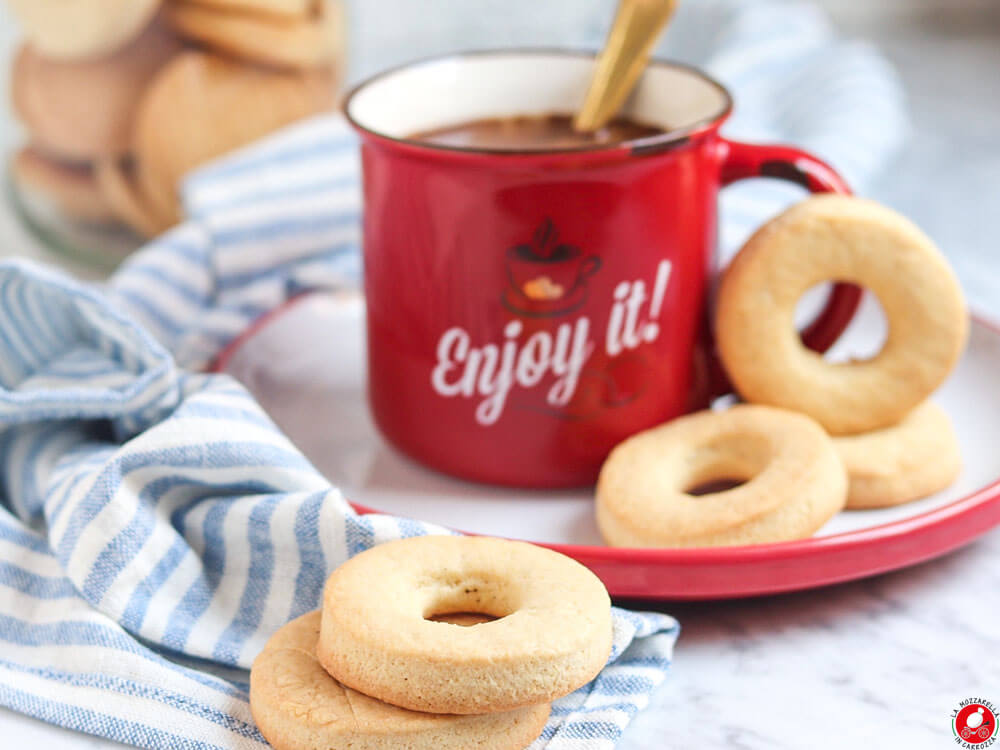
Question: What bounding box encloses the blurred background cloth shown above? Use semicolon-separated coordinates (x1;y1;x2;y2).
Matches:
344;0;996;81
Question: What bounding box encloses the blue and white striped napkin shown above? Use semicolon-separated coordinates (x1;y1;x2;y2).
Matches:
0;2;906;748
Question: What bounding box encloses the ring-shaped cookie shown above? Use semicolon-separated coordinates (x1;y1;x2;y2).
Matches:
11;25;181;162
12;148;115;223
182;0;312;18
132;51;336;226
596;405;847;547
7;0;161;61
317;535;613;715
834;401;961;509
716;195;968;435
94;159;172;238
252;612;550;750
165;0;343;71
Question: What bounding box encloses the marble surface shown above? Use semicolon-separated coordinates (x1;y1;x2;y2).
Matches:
628;540;1000;748
1;5;999;750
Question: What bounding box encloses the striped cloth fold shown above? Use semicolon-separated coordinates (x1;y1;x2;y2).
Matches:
0;259;680;750
0;1;906;748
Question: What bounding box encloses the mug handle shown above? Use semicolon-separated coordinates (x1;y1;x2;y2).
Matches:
719;140;862;353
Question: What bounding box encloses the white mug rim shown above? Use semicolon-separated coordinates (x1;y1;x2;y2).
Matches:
342;48;734;157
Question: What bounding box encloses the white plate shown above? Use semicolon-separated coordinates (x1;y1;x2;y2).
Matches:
222;292;1000;545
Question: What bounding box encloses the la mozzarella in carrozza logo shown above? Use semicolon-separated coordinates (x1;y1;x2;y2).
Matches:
952;699;997;748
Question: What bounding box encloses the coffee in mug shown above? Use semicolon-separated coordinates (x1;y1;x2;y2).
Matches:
410;114;665;151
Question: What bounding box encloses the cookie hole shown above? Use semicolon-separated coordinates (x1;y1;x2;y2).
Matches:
425;612;500;626
682;432;768;498
420;573;515;621
685;478;747;496
795;283;887;363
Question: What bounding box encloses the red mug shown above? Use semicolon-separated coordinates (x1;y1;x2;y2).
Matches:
344;50;859;488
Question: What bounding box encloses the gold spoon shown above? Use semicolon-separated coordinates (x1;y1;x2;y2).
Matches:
574;0;679;133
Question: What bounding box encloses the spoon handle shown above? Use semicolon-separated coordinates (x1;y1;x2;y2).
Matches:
574;0;678;133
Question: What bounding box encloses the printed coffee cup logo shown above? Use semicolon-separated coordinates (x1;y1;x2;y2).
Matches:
503;218;603;319
952;699;997;747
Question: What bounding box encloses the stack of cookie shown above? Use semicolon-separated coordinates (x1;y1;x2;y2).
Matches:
7;0;343;244
597;195;969;548
250;535;615;750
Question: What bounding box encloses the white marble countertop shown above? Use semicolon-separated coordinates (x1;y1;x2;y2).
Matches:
3;527;997;750
1;4;999;750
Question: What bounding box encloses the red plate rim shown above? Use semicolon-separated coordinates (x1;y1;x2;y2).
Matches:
215;293;1000;599
352;479;1000;563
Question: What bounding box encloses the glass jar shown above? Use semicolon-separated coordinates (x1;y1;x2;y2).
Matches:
5;0;345;270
